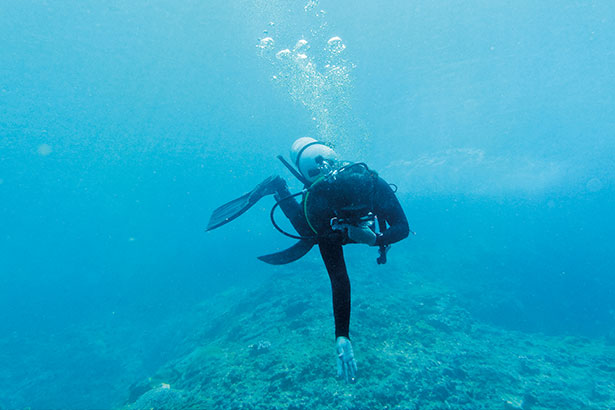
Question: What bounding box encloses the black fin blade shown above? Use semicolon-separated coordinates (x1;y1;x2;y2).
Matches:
206;176;278;231
257;239;315;265
206;192;252;231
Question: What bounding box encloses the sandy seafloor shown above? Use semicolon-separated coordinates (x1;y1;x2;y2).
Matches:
116;255;615;410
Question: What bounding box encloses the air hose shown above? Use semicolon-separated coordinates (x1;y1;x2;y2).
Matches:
269;191;317;241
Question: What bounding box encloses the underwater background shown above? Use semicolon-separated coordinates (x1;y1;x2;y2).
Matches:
1;0;614;409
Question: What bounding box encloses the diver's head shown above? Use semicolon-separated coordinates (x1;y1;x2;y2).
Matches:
290;137;338;183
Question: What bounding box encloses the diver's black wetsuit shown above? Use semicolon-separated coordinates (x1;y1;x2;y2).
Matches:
274;167;409;339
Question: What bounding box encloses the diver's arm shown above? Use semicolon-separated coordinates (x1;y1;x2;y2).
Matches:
374;177;410;246
319;239;357;383
319;240;351;339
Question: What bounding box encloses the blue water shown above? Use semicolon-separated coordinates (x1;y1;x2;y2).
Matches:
1;0;614;408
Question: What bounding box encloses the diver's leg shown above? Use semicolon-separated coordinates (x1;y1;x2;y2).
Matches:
319;240;350;339
273;179;313;236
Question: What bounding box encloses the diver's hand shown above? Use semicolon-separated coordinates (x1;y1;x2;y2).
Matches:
336;337;357;383
346;224;377;246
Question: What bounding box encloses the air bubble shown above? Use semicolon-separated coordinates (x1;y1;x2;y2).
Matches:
276;49;291;60
327;36;346;54
586;177;603;192
304;0;318;12
257;21;355;145
258;37;275;50
37;144;52;156
294;39;309;52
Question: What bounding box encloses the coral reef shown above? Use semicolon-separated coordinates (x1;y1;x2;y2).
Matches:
121;264;615;410
128;385;188;410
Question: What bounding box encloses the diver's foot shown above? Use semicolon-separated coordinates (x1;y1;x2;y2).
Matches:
253;175;286;198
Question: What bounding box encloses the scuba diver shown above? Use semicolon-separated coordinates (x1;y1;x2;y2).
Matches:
206;137;410;383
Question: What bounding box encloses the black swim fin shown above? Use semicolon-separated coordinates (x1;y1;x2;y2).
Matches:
257;239;316;265
206;176;280;231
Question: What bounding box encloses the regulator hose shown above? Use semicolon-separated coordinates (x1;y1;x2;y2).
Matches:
270;162;375;241
270;191;318;241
